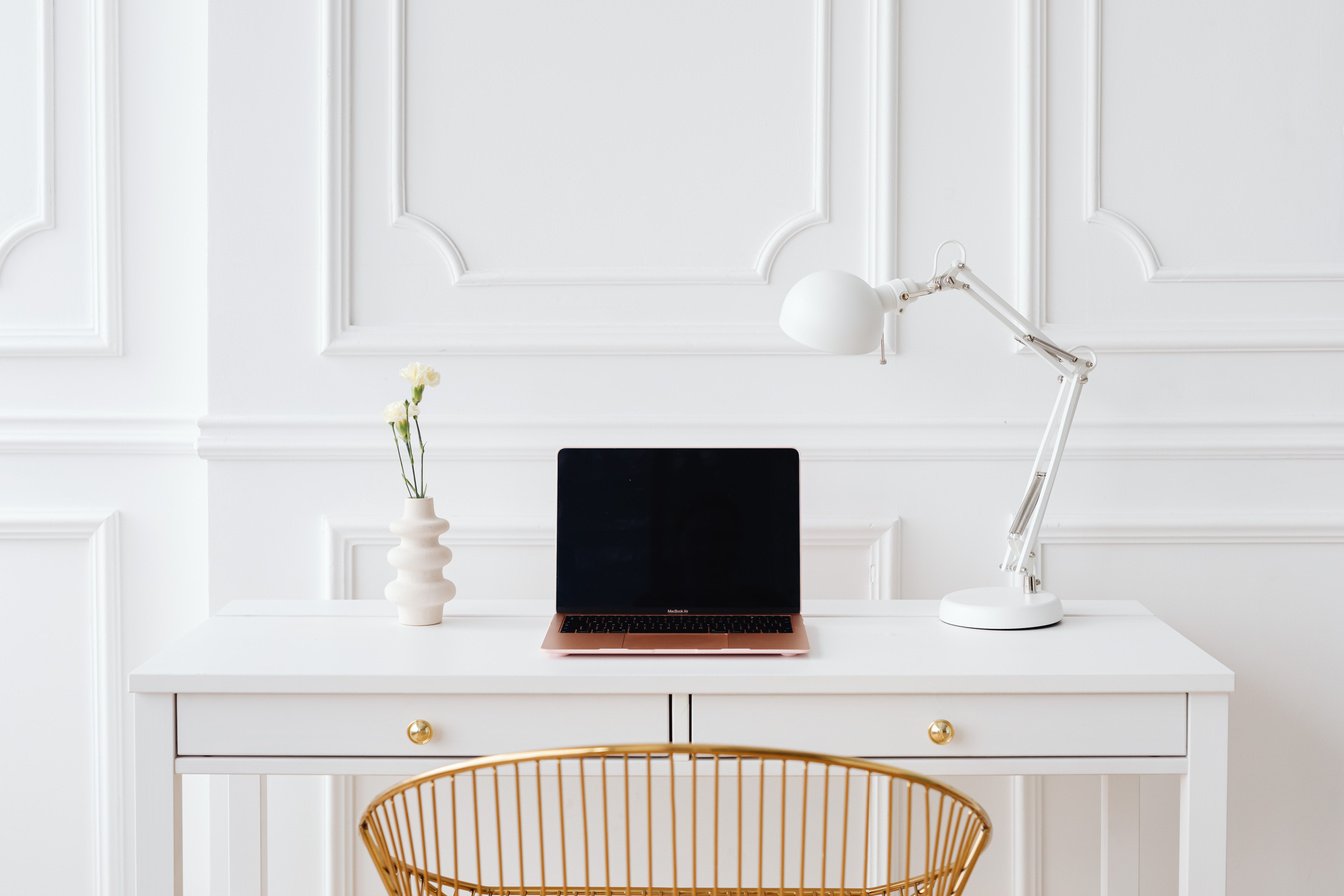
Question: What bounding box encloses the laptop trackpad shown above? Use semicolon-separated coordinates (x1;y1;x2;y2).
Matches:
622;633;728;650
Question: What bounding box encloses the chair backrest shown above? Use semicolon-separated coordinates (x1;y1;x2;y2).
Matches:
360;744;991;896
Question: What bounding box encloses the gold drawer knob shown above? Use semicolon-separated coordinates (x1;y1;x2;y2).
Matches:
406;719;434;745
927;719;955;745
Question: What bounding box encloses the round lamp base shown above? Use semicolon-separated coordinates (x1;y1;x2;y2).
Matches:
938;586;1063;630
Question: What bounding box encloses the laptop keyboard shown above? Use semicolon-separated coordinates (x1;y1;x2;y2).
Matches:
561;615;793;635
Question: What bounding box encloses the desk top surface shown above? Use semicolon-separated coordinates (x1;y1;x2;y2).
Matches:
130;600;1233;695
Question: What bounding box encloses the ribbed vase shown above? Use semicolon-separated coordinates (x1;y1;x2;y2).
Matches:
385;497;456;626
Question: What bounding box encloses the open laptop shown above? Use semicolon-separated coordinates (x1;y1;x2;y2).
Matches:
541;447;809;655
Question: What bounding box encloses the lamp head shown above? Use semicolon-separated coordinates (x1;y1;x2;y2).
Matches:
779;270;889;355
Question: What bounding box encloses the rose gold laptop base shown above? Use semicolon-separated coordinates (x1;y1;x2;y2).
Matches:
540;614;809;656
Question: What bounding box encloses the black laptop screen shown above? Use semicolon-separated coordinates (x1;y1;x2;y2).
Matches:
556;448;801;615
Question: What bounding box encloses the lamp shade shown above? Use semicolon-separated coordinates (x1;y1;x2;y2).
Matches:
779;270;885;355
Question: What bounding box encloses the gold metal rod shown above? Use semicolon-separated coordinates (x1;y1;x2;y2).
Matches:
756;759;765;896
555;759;569;894
818;764;829;896
616;756;624;896
735;757;743;896
798;761;809;896
934;793;950;895
536;761;548;896
860;773;871;894
494;768;506;893
471;770;483;895
922;787;931;893
883;777;895;896
712;753;720;896
669;750;679;895
411;784;427;896
902;781;911;892
838;769;850;896
579;758;592;895
645;753;653;892
396;794;415;894
516;765;527;896
446;778;458;896
690;751;697;893
778;759;788;895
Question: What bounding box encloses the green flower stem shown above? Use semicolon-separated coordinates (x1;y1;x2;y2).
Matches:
390;424;413;497
413;414;427;498
404;434;418;497
401;400;421;497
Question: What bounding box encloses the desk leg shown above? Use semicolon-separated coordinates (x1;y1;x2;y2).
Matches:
135;693;182;896
210;776;268;896
1179;693;1229;896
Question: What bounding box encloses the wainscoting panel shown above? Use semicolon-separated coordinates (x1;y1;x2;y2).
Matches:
0;513;122;896
0;0;120;355
322;0;898;354
1017;0;1344;350
323;515;900;602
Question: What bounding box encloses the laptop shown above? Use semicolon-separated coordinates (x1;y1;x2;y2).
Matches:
541;447;809;655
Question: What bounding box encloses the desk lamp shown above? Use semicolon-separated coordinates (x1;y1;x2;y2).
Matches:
780;242;1095;629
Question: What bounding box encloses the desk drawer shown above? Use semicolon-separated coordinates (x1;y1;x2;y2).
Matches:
178;694;668;757
692;694;1186;757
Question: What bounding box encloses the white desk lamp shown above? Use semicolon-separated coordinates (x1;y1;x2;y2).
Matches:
780;241;1096;629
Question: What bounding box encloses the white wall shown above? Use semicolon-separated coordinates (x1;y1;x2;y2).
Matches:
2;0;1341;894
0;0;208;893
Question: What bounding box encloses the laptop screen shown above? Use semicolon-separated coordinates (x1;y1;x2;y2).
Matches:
556;448;801;615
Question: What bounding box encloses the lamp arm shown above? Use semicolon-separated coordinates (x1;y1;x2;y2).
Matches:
880;257;1096;595
1002;368;1087;590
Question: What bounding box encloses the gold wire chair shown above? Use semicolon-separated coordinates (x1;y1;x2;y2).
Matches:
360;744;991;896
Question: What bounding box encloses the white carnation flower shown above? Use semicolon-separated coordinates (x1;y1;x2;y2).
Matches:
383;401;408;424
399;362;441;389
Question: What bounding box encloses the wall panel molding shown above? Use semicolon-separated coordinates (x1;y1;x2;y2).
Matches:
0;0;55;272
1041;513;1344;547
1014;0;1344;352
199;415;1344;462
322;515;901;601
1081;0;1344;286
0;0;122;356
0;415;198;454
389;0;831;287
0;511;123;896
320;0;897;355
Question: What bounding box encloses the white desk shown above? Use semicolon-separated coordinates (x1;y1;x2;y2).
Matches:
130;599;1233;895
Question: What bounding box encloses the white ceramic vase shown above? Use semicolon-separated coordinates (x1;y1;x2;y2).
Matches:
385;497;456;626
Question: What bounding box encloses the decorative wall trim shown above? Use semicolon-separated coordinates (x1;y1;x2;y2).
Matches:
322;515;555;601
321;0;895;355
389;0;830;287
1082;0;1344;285
0;0;55;273
1011;776;1044;896
200;415;1344;462
1015;0;1344;351
0;415;198;454
321;515;901;601
0;0;122;356
1042;513;1344;547
0;511;122;896
806;519;902;600
324;776;355;896
1038;513;1344;584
